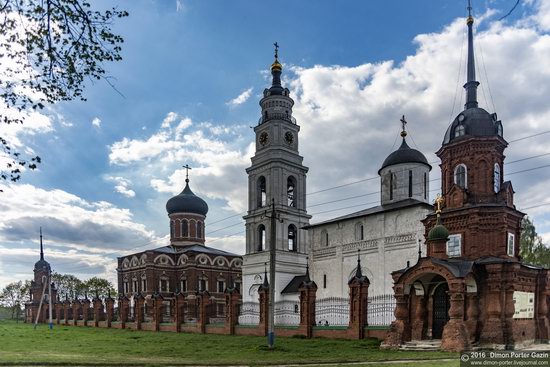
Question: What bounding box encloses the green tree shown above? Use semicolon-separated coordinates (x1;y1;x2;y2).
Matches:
0;0;128;187
51;272;84;299
83;277;116;298
520;217;550;268
0;280;31;320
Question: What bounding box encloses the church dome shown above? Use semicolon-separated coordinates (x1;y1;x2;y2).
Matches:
379;139;431;174
443;107;502;145
166;180;209;216
428;223;449;241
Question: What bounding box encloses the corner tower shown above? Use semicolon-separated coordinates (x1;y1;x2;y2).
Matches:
424;7;523;260
242;45;311;303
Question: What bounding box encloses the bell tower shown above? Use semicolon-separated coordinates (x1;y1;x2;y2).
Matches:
242;44;311;303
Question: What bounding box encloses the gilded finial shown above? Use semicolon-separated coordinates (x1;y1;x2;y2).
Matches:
400;115;407;138
271;42;282;72
435;194;444;215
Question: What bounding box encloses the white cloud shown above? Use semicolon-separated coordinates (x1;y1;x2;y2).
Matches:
0;183;154;248
105;176;136;198
0;183;157;288
92;117;101;128
109;113;251;214
528;0;550;31
226;87;253;107
176;0;185;13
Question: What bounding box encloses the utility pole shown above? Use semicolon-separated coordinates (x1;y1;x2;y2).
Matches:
48;270;53;329
264;197;280;348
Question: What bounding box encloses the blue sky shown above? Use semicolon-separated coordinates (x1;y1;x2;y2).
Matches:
1;0;550;287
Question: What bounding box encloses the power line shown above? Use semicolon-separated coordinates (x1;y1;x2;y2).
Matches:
203;130;550;228
208;156;550;232
83;135;550;255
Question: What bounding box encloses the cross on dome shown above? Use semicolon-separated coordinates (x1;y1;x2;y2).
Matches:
274;42;279;60
182;164;192;183
400;115;407;138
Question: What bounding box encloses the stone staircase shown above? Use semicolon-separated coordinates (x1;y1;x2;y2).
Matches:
399;340;442;351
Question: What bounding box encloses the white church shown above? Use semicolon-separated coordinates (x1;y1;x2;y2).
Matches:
241;49;433;304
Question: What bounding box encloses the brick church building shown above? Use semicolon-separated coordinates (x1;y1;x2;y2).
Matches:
117;172;242;316
383;9;550;351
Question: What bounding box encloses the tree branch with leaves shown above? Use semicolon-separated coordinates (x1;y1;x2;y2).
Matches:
0;0;127;188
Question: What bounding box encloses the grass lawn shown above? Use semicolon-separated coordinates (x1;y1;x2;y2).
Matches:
0;321;458;366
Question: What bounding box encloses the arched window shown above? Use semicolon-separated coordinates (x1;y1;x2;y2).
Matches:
454;124;465;137
355;222;364;241
388;171;397;200
288;225;297;251
257;225;266;251
159;278;169;292
197;221;203;239
494;163;501;193
423;172;427;199
181;220;188;237
180;278;187;292
321;229;329;247
287;176;296;207
189;219;196;238
454;164;467;188
408;170;413;197
170;220;175;238
496;123;503;137
257;176;267;208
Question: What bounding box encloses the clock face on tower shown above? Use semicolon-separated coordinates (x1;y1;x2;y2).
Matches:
284;131;294;145
259;132;269;146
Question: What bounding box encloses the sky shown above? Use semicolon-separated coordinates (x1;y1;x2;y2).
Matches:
1;0;550;288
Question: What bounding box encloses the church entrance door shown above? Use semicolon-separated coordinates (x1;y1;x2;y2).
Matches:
432;283;449;339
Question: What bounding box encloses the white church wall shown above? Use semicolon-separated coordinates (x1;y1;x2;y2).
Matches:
309;205;430;298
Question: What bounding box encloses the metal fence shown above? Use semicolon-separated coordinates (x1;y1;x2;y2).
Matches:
184;300;199;323
237;302;260;325
315;297;349;326
274;301;300;326
206;302;226;324
314;294;395;327
367;294;395;326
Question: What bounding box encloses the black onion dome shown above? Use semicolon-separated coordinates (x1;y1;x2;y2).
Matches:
443;107;503;145
379;139;431;174
34;259;51;272
166;181;209;216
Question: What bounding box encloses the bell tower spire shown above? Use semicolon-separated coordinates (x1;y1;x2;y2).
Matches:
464;0;480;109
39;227;44;261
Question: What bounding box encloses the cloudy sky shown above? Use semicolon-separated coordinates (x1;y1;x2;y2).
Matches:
1;0;550;288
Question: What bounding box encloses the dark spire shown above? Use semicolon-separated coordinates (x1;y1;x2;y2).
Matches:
304;257;311;283
39;227;44;260
262;262;269;288
354;250;363;279
464;0;480;109
418;239;422;261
